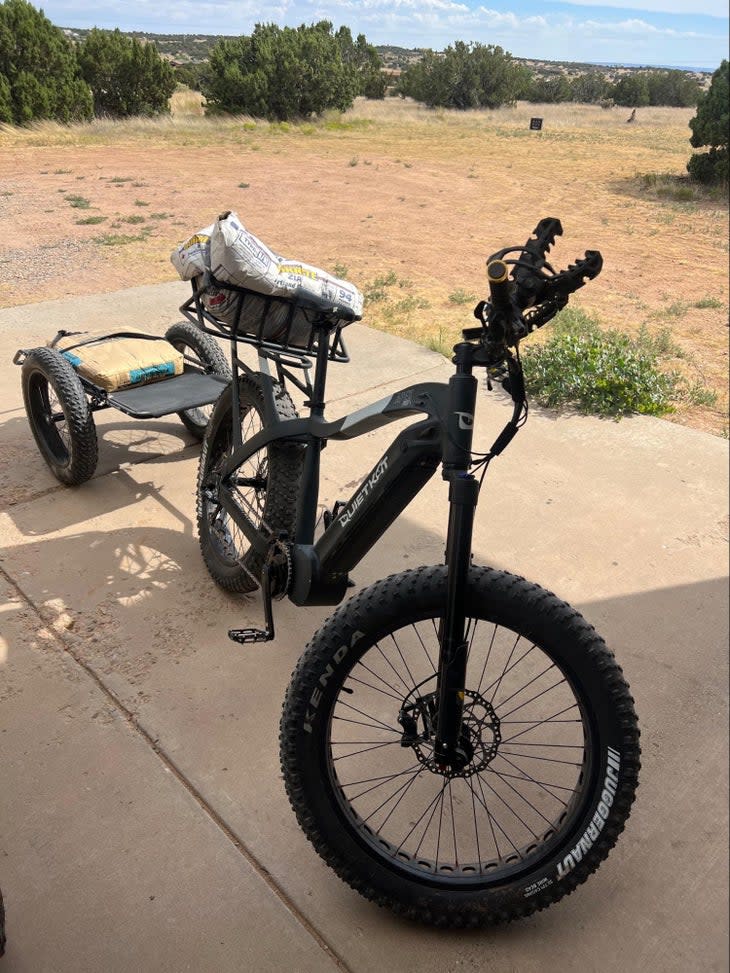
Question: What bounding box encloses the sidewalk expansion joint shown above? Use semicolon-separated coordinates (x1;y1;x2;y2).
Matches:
1;563;354;973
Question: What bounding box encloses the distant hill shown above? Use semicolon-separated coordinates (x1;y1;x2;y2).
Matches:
60;28;712;88
60;28;236;63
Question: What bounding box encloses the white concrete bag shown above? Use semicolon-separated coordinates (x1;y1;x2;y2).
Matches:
170;225;214;281
171;212;363;348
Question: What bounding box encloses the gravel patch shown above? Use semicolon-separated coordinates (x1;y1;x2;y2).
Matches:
0;239;101;283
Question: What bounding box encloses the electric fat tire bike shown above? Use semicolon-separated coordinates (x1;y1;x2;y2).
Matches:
193;218;641;928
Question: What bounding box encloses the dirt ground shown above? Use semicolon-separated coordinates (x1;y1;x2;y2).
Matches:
0;97;727;434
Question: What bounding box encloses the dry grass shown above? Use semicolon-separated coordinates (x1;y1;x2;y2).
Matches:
0;96;727;434
170;87;206;117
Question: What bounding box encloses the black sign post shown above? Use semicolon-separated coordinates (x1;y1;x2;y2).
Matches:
530;117;543;131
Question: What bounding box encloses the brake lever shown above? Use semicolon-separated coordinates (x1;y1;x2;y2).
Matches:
521;251;602;333
542;250;603;301
511;218;563;306
522;217;563;266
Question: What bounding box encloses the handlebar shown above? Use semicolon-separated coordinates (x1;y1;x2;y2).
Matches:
486;259;512;311
471;219;603;357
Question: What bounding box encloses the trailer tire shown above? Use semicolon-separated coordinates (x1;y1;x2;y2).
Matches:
165;321;231;441
21;346;98;485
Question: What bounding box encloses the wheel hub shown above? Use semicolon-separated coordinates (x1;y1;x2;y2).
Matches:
399;688;501;779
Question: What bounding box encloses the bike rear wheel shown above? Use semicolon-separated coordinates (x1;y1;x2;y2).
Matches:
280;564;640;927
197;374;304;592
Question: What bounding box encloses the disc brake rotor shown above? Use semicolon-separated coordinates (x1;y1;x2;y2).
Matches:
404;688;502;780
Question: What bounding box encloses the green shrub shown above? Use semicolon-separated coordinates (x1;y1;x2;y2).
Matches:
0;0;92;125
396;41;529;110
335;26;386;99
78;28;175;118
687;146;728;185
688;61;729;185
448;288;476;305
523;308;677;417
202;22;370;120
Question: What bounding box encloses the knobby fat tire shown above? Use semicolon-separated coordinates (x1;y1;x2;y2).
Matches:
196;374;304;592
21;347;98;485
164;321;231;440
280;564;640;927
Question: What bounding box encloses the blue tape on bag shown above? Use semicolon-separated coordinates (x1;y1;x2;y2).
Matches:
129;362;175;384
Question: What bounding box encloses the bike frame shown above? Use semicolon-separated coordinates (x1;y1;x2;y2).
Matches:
203;318;484;767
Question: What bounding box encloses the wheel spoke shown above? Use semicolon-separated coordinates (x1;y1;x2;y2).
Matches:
320;601;592;882
335;699;401;735
475;624;498;697
491;661;556;711
331;741;400;761
412;623;436;672
498;678;568;720
355;659;407;699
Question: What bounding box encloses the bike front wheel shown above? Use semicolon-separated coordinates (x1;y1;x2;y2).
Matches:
280;564;640;927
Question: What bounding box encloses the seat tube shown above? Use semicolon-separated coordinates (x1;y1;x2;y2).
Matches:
435;346;479;765
295;322;330;545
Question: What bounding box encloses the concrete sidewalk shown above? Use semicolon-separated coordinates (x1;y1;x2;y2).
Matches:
1;283;728;972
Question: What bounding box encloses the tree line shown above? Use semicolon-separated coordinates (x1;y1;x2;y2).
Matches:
395;42;705;109
0;1;384;124
0;0;726;183
522;68;702;108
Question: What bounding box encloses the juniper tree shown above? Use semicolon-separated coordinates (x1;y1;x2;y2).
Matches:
687;60;728;184
78;29;176;117
0;0;92;125
202;22;364;120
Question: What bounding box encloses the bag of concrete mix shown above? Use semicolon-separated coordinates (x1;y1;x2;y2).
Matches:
209;212;282;293
170;225;214;281
171;212;363;346
53;333;183;392
209;212;364;321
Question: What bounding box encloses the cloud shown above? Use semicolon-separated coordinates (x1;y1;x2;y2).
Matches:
550;0;727;20
580;15;712;36
40;0;728;65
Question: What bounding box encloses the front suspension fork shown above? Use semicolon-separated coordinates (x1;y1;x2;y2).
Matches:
434;473;479;766
434;348;479;767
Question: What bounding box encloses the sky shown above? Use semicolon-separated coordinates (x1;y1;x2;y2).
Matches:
40;0;728;70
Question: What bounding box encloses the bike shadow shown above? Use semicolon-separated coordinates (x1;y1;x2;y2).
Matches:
2;507;726;956
2;409;201;528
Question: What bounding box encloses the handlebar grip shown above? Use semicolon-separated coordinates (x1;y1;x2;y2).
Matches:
487;259;512;311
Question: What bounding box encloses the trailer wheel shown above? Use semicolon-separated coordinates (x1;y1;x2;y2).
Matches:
21;347;98;485
165;321;231;441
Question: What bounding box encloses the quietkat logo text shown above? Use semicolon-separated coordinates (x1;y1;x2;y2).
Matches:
556;747;621;879
338;457;389;528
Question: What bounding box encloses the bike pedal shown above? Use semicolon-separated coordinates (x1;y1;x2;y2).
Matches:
228;627;273;645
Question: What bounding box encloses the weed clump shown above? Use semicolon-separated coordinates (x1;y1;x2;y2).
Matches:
448;288;476;305
523;308;678;417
